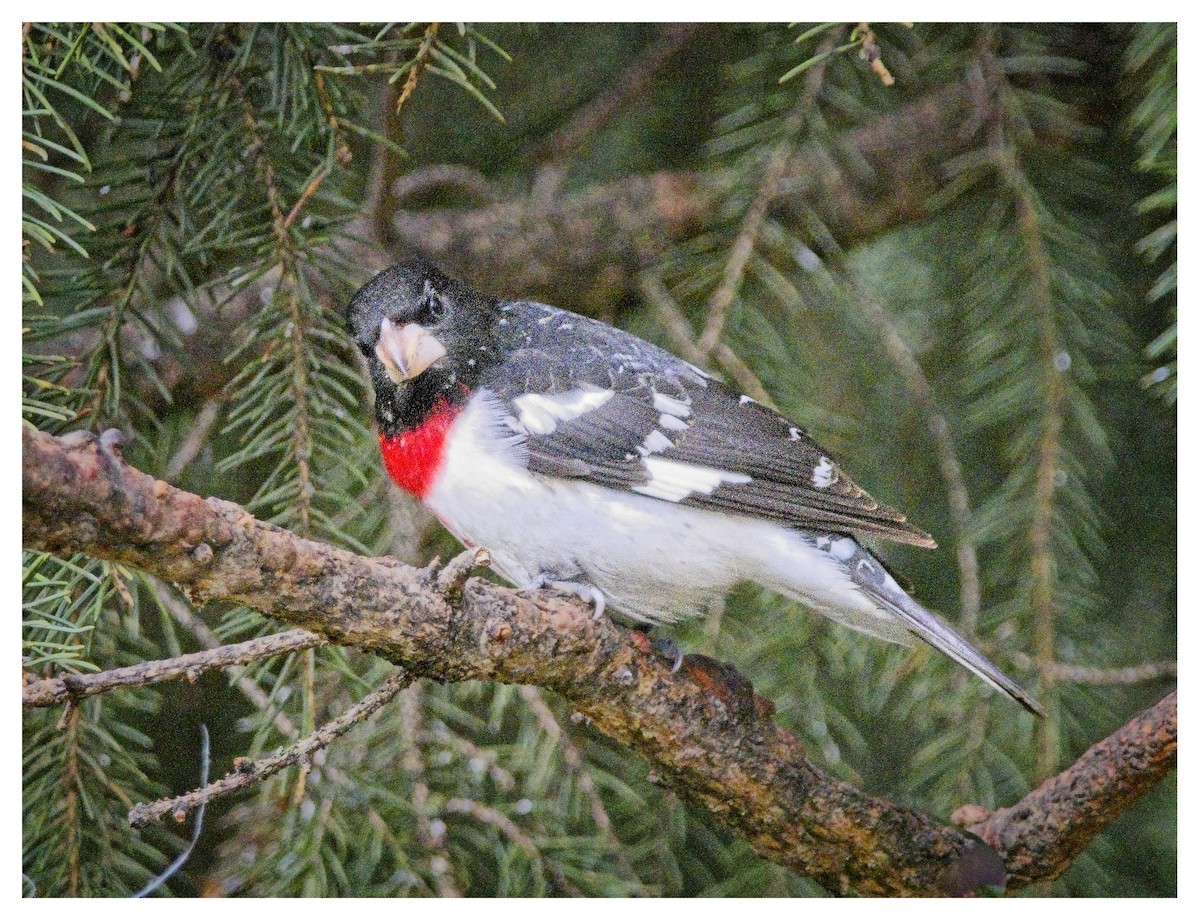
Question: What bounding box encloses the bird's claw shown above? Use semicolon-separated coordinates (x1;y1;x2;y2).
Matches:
651;637;684;673
550;581;606;621
59;428;127;466
526;574;607;621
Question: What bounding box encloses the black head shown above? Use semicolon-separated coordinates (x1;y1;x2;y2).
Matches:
347;260;499;433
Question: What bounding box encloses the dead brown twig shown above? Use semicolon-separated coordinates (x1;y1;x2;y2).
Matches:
128;671;411;827
23;628;322;708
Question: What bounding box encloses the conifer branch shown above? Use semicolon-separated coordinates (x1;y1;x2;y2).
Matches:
128;671;411;828
994;143;1066;780
399;682;463;898
696;29;839;356
23;629;322;708
518;686;629;863
639;273;775;407
533;24;702;166
396;23;440;114
22;427;1176;896
392;75;999;308
844;283;981;630
1007;654;1177;686
163;397;223;482
443;797;544;867
63;704;82;897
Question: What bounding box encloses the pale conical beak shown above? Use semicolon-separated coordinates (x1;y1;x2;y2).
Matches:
375;317;447;384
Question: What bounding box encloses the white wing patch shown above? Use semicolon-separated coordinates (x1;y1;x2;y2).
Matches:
634;457;751;503
508;387;614;436
652;392;691;418
638;430;674;456
658;413;688;432
812;456;834;489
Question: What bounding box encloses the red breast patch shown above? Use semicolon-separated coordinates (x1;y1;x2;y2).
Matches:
379;401;460;499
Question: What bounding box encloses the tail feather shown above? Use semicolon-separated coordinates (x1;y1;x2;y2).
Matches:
849;551;1044;716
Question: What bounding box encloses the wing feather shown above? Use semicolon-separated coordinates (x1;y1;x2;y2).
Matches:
483;315;935;548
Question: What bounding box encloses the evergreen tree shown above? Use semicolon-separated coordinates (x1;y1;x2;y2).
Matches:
22;23;1175;897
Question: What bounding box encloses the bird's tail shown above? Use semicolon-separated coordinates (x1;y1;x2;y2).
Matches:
850;549;1044;717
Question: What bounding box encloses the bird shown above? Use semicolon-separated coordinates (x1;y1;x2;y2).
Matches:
346;259;1043;716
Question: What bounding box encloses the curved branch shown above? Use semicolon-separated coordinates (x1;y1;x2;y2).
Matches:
21;428;1175;896
969;690;1177;888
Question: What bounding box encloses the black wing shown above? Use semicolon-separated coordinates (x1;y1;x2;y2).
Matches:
484;303;935;548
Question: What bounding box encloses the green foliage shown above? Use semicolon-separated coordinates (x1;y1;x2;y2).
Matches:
23;22;1174;897
1123;23;1176;403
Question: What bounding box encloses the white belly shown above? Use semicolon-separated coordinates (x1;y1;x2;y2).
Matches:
425;394;910;641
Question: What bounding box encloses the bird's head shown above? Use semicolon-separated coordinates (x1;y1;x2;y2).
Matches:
347;260;498;430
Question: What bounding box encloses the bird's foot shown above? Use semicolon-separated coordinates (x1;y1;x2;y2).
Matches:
549;581;606;621
60;427;125;455
628;628;686;671
59;428;127;472
523;572;607;621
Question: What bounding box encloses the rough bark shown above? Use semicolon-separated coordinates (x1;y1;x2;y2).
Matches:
21;428;1175;896
968;690;1178;888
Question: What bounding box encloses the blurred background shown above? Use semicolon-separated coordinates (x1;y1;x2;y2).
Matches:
22;23;1176;896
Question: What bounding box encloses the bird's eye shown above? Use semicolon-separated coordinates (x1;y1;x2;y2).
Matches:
419;290;446;324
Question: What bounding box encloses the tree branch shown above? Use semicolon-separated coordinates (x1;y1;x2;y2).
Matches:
22;428;1175;896
22;628;321;708
128;671;412;827
533;24;703;166
696;28;840;355
390;72;1000;310
967;690;1177;888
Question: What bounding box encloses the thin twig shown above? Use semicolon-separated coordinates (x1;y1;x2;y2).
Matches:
128;671;411;828
163;397;223;482
696;29;840;355
282;168;330;231
24;629;322;708
639;273;775;407
1007;654;1177;686
843;284;981;630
